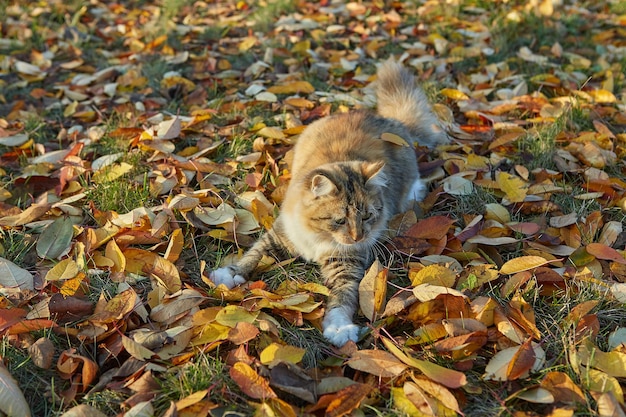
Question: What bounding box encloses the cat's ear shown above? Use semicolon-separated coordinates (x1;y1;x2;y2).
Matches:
362;161;387;187
311;174;337;197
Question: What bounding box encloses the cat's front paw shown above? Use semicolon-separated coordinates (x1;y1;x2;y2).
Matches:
322;307;361;346
209;266;246;289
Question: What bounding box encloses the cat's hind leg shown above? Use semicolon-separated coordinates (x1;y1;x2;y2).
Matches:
209;222;289;289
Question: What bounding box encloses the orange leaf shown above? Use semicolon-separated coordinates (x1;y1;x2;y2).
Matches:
267;81;315;95
229;362;276;400
325;383;372;417
507;338;536;380
586;243;626;264
405;216;455;240
6;319;57;335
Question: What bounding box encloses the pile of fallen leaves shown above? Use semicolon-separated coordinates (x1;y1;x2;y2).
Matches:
1;0;626;416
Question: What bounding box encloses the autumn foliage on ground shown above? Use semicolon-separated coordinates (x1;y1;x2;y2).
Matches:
1;0;626;416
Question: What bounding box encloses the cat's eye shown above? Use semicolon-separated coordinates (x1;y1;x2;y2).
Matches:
334;218;346;225
362;212;372;221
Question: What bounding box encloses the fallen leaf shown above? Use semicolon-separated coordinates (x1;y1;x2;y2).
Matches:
500;255;554;274
347;350;408;378
0;257;34;290
0;362;32;417
229;362;276;400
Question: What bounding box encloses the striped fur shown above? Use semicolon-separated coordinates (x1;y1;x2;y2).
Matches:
210;60;447;346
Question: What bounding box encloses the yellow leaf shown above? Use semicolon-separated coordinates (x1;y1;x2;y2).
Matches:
496;171;528;203
63;101;78;117
359;260;388;321
259;343;305;365
284;97;314;109
105;239;126;273
589;89;617;104
238;36;257;52
164;228;184;263
267;81;315;95
500;256;553;275
44;259;79;281
409;264;457;287
59;273;85;296
190;322;231;346
579;342;626;378
380;132;410;147
256;126;285;139
92;162;133;183
440;88;470;100
215;305;259;328
290;39;311;54
585;369;623;404
229;362;276;400
382;338;467;388
392;387;422;416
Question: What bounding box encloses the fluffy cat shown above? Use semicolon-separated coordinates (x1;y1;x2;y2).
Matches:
210;60;447;346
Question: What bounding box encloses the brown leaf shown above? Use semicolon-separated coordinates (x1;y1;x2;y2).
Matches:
57;349;98;392
405;216;455;240
507;338;536;380
540;371;586;404
347;349;408;378
27;337;55;369
325;383;372;417
228;322;260;345
0;203;51;226
586;243;626;264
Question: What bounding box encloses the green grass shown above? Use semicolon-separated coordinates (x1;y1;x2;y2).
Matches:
153;351;250;415
1;336;66;417
0;228;36;265
3;1;626;415
85;174;152;213
249;0;297;31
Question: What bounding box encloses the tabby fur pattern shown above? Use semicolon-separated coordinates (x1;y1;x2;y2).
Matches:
210;60;447;346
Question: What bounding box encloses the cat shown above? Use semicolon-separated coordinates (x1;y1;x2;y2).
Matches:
209;60;447;346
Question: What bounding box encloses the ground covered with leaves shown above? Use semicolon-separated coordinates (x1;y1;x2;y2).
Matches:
1;0;626;416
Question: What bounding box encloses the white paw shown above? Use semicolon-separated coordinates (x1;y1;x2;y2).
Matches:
408;178;426;202
209;267;246;289
322;308;361;346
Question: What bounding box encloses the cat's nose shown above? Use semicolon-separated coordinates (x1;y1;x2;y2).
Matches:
349;228;363;242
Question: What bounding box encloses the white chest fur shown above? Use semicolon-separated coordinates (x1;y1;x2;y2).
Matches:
281;210;336;261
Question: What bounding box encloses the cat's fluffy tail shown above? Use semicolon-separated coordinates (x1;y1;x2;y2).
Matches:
375;60;448;147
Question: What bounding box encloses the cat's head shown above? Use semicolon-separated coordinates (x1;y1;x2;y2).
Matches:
299;161;388;247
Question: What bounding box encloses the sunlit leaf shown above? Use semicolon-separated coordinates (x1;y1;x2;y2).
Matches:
229;362;276;400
